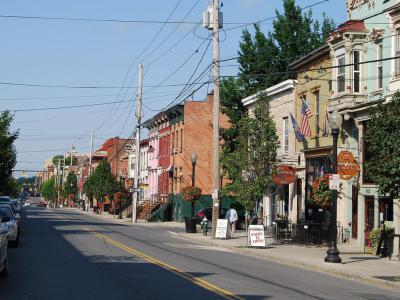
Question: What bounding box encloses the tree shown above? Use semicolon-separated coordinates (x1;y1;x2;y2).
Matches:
63;172;78;201
0;111;19;195
237;0;335;97
364;91;400;199
52;155;76;166
41;178;57;203
90;159;118;203
222;100;279;217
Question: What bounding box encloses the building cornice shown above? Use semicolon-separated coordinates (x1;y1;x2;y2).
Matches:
242;79;297;107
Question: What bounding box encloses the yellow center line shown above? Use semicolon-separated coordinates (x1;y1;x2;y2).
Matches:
82;226;244;300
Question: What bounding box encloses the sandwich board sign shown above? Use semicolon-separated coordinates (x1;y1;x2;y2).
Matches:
215;219;228;239
248;225;266;247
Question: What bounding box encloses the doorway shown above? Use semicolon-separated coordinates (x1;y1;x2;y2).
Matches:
364;196;374;234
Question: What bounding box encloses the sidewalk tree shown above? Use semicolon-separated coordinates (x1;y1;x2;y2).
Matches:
364;91;400;199
0;111;19;195
52;155;76;166
91;159;118;204
41;178;57;203
63;172;78;202
222;100;279;223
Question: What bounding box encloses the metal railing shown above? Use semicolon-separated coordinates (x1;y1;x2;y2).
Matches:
273;221;344;246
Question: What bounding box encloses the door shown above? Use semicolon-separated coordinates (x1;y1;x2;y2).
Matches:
351;186;358;238
364;196;374;233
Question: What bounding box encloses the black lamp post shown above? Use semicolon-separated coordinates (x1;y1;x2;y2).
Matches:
325;109;342;264
191;152;198;218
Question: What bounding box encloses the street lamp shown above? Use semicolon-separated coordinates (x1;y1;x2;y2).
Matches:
191;152;198;217
325;108;342;264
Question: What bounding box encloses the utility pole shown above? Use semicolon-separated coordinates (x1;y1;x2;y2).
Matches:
88;130;94;211
57;159;61;207
132;64;143;223
70;144;74;168
211;0;221;239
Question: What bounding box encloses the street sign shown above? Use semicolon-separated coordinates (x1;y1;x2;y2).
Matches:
329;174;340;190
248;225;266;247
215;219;228;239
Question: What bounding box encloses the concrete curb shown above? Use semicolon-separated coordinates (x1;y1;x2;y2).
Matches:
174;232;400;292
70;208;400;291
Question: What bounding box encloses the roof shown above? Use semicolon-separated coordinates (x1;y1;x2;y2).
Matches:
242;79;297;107
142;104;184;129
289;44;330;71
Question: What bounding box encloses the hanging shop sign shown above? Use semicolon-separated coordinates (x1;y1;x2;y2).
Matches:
337;150;360;180
272;165;296;185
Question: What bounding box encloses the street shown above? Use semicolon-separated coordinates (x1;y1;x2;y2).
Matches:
0;198;398;300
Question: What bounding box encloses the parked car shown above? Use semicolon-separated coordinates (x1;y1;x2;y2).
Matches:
1;203;22;227
11;200;22;213
0;217;8;278
0;205;20;247
0;196;11;203
24;200;31;207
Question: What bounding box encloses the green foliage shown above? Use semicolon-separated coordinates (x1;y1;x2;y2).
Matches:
88;159;118;201
41;177;57;202
52;155;76;166
63;172;78;199
0;111;19;195
311;174;331;207
222;101;279;210
364;91;400;199
83;175;94;201
181;186;202;202
238;0;335;97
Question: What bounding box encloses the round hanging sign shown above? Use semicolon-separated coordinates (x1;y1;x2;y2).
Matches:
337;150;360;180
272;165;296;185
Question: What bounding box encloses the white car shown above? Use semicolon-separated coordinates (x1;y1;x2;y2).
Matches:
0;205;20;247
0;218;7;278
24;201;31;207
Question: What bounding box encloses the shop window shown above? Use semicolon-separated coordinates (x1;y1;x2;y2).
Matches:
337;55;346;93
305;156;332;206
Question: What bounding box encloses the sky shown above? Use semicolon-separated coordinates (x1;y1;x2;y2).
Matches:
0;0;348;177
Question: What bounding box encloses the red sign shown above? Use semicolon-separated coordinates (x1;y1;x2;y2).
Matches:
272;165;296;185
337;151;360;180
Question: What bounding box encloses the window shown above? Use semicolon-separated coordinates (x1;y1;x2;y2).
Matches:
377;43;383;89
353;51;360;93
283;117;289;154
175;130;179;151
180;129;183;152
337;55;346;93
396;28;400;75
314;91;320;135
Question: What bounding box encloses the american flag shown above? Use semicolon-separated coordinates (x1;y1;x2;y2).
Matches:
300;99;313;137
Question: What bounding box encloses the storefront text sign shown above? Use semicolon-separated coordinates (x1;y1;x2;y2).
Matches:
337;150;360;180
329;174;340;190
215;219;228;239
248;225;266;247
272;165;296;185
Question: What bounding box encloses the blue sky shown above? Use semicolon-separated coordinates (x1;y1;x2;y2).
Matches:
0;0;347;176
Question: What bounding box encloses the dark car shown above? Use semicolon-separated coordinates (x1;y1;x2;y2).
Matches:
196;207;246;230
37;201;47;208
0;196;11;203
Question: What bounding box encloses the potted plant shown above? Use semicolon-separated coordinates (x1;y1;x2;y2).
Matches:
182;186;202;233
311;174;331;209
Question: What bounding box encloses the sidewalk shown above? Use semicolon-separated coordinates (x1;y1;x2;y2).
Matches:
73;208;400;291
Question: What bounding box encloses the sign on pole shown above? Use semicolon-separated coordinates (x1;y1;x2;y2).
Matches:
329;174;340;190
248;225;266;247
215;219;228;239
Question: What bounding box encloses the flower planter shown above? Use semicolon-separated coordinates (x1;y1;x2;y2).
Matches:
185;217;197;233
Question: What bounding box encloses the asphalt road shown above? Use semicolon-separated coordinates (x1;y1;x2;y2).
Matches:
0;200;398;300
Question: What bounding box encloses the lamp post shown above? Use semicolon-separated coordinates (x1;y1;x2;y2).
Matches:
191;152;198;217
325;109;342;263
